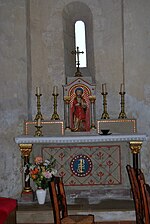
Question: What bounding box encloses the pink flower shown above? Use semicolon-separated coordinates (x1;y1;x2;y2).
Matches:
34;156;43;164
43;171;52;179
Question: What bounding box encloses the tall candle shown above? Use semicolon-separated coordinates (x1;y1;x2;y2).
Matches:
104;83;107;93
36;87;40;95
53;86;58;95
120;83;125;93
102;84;104;93
102;83;107;94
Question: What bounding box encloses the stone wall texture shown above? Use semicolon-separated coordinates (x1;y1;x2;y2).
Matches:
0;0;150;198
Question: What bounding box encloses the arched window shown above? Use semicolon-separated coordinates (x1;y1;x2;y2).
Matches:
75;20;87;68
63;2;95;80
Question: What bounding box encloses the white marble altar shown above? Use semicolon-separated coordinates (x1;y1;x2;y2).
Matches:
15;133;147;144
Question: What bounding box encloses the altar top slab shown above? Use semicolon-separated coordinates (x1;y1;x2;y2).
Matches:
15;133;148;144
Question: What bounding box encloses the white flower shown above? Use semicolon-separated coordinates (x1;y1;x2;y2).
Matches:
43;160;50;166
51;168;57;176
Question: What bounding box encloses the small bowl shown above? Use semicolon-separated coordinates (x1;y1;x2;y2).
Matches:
101;129;110;135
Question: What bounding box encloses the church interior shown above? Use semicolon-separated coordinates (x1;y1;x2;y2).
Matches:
0;0;150;223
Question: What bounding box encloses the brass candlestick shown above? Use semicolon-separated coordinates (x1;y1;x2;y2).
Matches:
34;125;43;137
89;95;96;129
51;93;60;120
34;92;44;121
101;92;110;119
118;92;127;119
34;117;43;136
64;96;71;130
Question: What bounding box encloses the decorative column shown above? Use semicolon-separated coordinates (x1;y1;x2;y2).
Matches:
64;96;71;130
19;144;33;193
89;95;96;129
129;141;143;171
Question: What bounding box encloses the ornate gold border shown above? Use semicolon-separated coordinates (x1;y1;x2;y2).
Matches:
97;119;137;133
24;120;64;135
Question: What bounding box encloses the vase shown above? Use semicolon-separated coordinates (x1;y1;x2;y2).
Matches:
36;188;46;204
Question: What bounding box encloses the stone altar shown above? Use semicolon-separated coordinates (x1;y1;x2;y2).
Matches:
15;133;147;204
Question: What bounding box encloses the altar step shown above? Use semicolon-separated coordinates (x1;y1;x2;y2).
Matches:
17;199;136;224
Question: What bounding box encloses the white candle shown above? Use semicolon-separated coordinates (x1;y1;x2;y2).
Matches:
102;84;104;93
120;84;122;93
102;83;107;94
120;83;125;93
53;86;58;95
36;87;40;95
104;83;107;93
37;118;41;127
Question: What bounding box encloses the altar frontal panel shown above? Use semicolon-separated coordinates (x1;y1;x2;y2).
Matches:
42;145;121;186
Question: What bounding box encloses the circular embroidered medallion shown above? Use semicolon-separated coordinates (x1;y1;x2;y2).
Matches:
70;155;93;177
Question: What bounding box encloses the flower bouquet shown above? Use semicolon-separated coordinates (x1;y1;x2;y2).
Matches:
24;155;57;190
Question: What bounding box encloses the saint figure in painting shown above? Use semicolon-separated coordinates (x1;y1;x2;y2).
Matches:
72;87;87;131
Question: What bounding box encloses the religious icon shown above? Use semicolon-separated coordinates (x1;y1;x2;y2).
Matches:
70;155;93;177
72;87;87;131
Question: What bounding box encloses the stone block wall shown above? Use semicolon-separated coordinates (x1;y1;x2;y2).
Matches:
0;0;150;198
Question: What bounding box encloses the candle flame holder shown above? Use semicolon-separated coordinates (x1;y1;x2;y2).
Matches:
34;93;44;121
101;92;110;119
51;93;60;120
118;92;127;119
